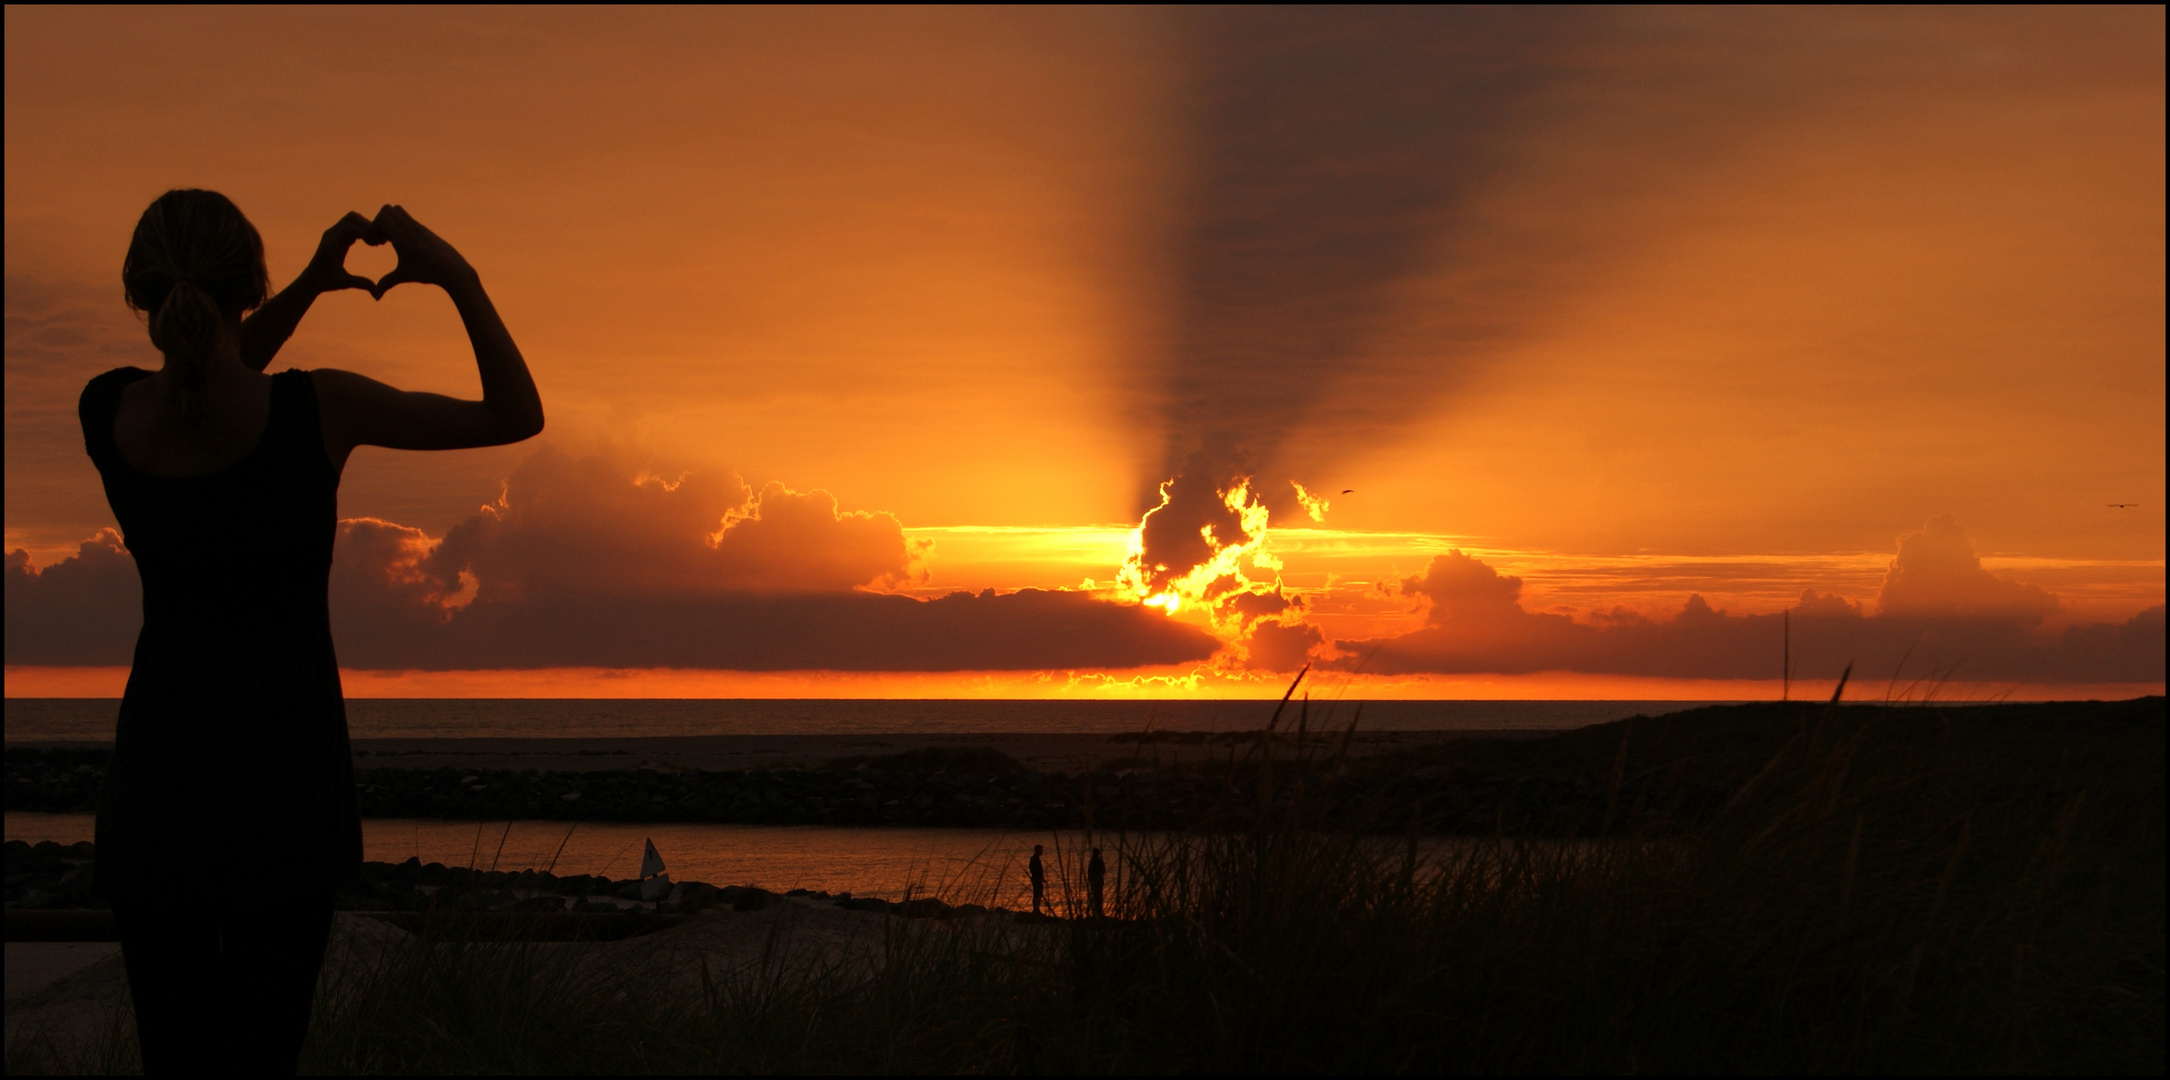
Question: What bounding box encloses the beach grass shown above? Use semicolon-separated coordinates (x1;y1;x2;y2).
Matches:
7;694;2161;1074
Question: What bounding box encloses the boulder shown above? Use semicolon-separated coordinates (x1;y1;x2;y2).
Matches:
676;882;722;913
894;897;949;919
728;886;777;912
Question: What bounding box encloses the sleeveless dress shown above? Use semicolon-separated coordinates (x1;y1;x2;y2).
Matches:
79;368;362;901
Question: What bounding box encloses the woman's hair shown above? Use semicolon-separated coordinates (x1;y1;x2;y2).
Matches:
121;189;270;416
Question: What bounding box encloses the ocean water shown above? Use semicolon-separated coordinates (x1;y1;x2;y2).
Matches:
3;698;1715;742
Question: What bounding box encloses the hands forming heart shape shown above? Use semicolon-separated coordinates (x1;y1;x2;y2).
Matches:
306;204;475;301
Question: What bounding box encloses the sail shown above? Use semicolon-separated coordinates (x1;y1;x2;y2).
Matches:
639;838;666;880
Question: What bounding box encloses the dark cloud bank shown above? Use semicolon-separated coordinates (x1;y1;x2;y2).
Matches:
9;463;2159;683
6;446;1218;672
1312;517;2163;685
8;440;2158;683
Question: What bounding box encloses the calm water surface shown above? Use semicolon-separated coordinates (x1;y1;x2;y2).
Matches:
7;812;1112;905
4;698;1714;741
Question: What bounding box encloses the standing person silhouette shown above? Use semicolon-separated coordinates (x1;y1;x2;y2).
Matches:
1087;847;1106;918
82;190;543;1074
1028;843;1046;916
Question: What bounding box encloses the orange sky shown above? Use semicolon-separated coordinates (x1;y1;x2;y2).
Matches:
5;8;2162;698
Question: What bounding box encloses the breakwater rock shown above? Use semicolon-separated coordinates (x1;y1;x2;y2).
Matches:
4;839;99;911
5;749;107;813
4;741;1713;833
6;745;1228;830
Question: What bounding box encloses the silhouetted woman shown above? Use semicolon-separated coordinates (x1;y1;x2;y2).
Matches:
83;190;542;1074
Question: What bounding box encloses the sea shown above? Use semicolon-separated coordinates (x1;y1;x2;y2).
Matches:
2;697;1711;742
5;697;1714;899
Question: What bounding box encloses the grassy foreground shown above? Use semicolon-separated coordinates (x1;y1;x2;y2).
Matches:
9;695;2163;1074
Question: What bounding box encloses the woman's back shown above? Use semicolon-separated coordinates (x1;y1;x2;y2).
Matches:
81;365;359;899
88;368;340;643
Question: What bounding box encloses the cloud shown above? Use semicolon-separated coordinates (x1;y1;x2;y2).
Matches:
1121;454;1270;604
4;529;139;665
340;586;1219;672
421;445;920;601
1877;514;2059;622
1793;590;1865;619
1223;585;1299;627
5;446;1219;672
1405;550;1536;626
1328;521;2163;684
1240;617;1324;674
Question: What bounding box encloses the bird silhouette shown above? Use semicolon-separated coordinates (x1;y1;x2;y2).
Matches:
2107;503;2138;508
1341;489;1354;494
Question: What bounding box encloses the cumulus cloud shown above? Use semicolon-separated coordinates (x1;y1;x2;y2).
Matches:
1328;521;2163;684
1223;585;1300;627
339;586;1218;672
4;530;139;665
1240;617;1325;674
1877;514;2059;622
4;446;1218;672
1405;550;1538;626
420;446;921;602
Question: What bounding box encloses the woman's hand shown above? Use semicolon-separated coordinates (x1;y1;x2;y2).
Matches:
239;211;381;370
368;205;477;299
298;212;384;296
314;202;542;470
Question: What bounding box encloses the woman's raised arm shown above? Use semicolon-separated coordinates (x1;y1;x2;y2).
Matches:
239;212;382;373
313;205;544;471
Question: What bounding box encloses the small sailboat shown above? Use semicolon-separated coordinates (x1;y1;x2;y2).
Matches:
638;837;673;902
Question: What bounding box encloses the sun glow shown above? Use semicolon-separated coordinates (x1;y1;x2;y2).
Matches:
1291;481;1330;523
1116;477;1281;627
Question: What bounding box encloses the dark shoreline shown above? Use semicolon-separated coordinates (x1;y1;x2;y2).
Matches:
5;728;1555;831
10;699;2159;836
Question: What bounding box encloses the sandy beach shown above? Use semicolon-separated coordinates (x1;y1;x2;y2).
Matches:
6;900;904;1059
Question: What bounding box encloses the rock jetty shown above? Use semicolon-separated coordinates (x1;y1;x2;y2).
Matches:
5;736;1724;833
7;745;1234;829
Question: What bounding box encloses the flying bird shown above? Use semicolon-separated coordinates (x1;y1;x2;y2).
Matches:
2107;503;2139;508
1341;489;1354;494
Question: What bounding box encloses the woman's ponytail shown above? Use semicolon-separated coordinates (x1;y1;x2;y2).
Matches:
122;190;270;422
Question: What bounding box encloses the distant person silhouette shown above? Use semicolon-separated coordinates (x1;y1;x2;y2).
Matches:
1087;847;1106;918
1028;844;1046;915
82;191;542;1075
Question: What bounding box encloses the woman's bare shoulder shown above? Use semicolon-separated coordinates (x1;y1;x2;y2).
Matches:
79;367;153;415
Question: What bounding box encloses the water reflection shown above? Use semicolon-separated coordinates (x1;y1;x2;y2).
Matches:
6;813;1106;906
